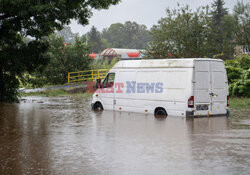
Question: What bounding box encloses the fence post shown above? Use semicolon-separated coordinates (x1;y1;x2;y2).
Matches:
68;72;70;84
91;70;93;81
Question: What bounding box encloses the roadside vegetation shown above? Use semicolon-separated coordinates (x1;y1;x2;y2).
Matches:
21;89;68;97
225;55;250;97
21;89;93;99
229;98;250;110
21;35;92;88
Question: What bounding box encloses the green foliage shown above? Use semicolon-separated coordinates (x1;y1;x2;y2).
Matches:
210;0;236;59
33;35;91;85
56;26;77;44
87;26;102;53
101;21;151;49
0;0;120;102
101;38;111;50
0;38;49;102
0;0;120;40
226;66;242;83
85;21;151;53
145;1;238;59
233;1;250;48
102;23;125;48
211;0;228;21
145;5;213;58
226;55;250;97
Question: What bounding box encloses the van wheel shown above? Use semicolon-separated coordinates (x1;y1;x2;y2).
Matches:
93;102;104;111
154;108;168;118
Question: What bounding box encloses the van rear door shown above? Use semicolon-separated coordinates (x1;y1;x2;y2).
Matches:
194;61;211;116
210;61;228;115
194;60;227;116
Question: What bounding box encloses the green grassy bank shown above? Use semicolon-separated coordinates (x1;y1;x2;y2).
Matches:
229;97;250;110
20;89;93;99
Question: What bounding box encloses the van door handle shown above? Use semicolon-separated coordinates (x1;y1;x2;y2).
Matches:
209;92;217;96
209;92;214;96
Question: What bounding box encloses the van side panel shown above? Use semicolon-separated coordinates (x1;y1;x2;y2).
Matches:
114;68;193;117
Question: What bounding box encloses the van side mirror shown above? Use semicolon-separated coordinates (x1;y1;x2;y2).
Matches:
96;79;102;88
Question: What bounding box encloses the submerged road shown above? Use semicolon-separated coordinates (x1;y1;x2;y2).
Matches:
0;96;249;175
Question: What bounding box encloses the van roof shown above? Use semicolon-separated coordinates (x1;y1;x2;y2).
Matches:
112;58;223;69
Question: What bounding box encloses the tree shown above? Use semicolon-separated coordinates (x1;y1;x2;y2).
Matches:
100;38;111;51
102;21;151;49
145;5;212;58
233;1;250;51
56;26;77;44
123;21;151;49
34;35;91;85
102;23;125;48
145;2;237;59
210;0;236;58
0;39;48;102
211;0;228;51
87;26;102;53
0;0;120;102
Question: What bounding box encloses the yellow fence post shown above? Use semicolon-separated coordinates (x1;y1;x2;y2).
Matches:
68;72;70;84
91;70;93;81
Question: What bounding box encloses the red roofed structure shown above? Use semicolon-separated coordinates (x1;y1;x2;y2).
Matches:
100;48;144;60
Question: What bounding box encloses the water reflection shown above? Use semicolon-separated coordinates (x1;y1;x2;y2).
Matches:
0;102;51;174
0;97;249;175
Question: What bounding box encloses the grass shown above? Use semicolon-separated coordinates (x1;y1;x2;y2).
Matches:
229;97;250;110
228;98;250;129
21;89;68;97
20;89;93;99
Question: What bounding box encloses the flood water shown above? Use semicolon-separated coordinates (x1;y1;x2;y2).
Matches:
0;96;249;175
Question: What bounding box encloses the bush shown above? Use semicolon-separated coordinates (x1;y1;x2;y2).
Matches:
226;54;250;97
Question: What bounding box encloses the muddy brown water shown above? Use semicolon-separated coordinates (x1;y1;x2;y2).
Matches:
0;96;249;175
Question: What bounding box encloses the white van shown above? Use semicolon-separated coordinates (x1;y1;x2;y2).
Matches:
91;59;229;117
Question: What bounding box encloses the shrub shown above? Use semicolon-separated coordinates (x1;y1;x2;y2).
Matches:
226;55;250;97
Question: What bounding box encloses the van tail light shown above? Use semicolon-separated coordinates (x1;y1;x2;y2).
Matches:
188;96;194;108
227;95;229;107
